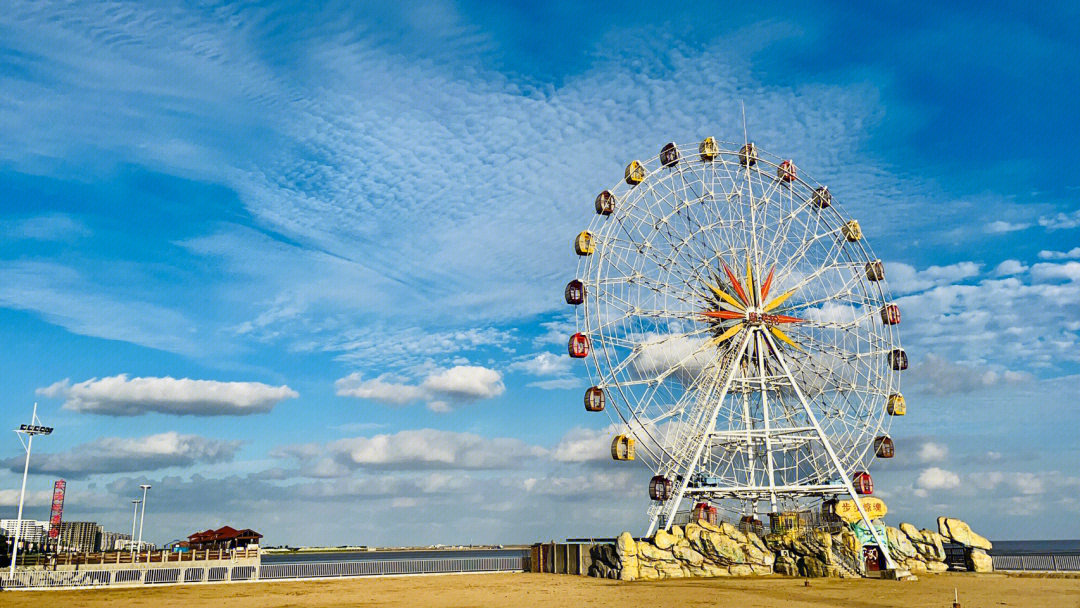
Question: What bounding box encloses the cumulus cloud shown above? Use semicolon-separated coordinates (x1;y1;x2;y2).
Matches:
1;432;241;478
917;441;949;464
914;467;961;495
992;259;1028;276
37;375;298;416
275;429;547;472
335;365;504;411
1037;247;1080;260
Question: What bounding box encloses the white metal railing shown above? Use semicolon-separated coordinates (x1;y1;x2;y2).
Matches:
992;553;1080;571
0;556;528;590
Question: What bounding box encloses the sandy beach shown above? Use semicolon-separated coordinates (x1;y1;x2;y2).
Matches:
3;572;1078;608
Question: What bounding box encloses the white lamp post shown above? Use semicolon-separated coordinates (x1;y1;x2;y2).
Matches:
9;403;52;576
136;484;151;561
129;499;141;559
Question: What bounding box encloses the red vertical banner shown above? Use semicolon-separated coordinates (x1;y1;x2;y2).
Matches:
48;479;66;547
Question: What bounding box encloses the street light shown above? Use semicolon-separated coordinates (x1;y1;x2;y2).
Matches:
136;484;151;562
129;499;141;559
9;403;52;576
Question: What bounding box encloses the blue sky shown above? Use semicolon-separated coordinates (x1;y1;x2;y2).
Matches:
1;1;1078;546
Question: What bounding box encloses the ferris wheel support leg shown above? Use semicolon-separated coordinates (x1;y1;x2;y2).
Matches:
753;330;779;513
759;330;900;572
656;332;753;533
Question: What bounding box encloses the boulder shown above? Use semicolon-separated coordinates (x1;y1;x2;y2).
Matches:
798;556;830;578
670;525;685;539
707;563;730;577
926;561;948;573
939;517;992;550
638;564;659;580
919;530;947;562
899;522;921;540
746;531;768;554
719;522;748;544
886;526;917;559
750;564;773;576
904;558;928;573
743;542;767;565
698;520;722;534
638;542;677;562
619;556;639;581
654;529;678;550
657;562;685;579
699;531;745;565
684;523;703;544
774;554;798;577
965;548;993;573
616;532;638;558
672;544;705;567
729;564;753;576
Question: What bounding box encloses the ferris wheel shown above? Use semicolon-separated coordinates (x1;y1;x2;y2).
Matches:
565;138;907;567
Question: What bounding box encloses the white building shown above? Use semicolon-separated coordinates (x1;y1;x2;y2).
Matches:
0;519;49;546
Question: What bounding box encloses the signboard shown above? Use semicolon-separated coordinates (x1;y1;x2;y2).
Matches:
18;424;53;435
48;479;66;541
833;496;887;523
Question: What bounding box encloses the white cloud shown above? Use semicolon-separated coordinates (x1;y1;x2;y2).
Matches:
552;426;615;463
0;489;52;507
509;352;571;376
886;261;982;294
993;259;1028;276
1038;209;1080;230
336;365;504;411
276;429;547;471
1030;261;1080;282
906;353;1031;396
984;220;1030;233
1;432;241;478
917;442;949;464
4;213;89;241
37;375;297;416
915;466;960;491
1037;247;1080;260
333;374;426;405
422;366;504;400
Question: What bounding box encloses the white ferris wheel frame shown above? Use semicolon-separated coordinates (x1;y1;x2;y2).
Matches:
572;139;903;569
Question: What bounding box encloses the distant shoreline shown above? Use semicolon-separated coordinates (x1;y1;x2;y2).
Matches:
262;545;531;554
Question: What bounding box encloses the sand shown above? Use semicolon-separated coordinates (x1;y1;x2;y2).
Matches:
3;572;1079;607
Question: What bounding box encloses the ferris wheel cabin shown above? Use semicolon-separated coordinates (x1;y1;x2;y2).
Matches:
568;333;590;358
584;386;605;412
865;259;885;281
624;160;646;185
874;436;895;458
660;142;680;167
594;190;615;215
853;471;874;495
778;160;797;183
889;349;909;370
611;435;635;461
887;393;906;415
649;475;674;501
698;137;719;161
812;186;832;208
881;304;901;325
564;279;584;305
738;142;757;166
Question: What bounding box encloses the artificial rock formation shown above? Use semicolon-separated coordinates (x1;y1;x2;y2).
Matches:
587;515;992;581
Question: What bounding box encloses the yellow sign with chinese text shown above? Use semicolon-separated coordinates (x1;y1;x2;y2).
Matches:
834;497;887;523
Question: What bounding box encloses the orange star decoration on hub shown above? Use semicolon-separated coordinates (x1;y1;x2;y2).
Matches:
701;257;804;350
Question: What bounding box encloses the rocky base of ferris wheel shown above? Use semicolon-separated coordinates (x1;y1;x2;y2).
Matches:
586;516;992;581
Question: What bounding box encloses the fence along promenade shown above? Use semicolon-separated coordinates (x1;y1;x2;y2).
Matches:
0;555;529;590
